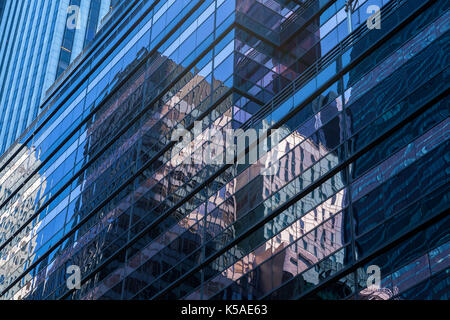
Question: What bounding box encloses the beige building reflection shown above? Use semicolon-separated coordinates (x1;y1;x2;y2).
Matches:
0;145;45;300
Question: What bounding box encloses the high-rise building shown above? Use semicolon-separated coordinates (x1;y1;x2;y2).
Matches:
0;0;113;154
0;0;448;300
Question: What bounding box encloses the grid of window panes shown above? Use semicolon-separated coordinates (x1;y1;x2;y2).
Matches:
0;0;448;300
84;0;102;47
56;0;83;78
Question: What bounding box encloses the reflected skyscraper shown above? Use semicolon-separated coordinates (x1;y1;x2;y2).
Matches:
0;144;47;300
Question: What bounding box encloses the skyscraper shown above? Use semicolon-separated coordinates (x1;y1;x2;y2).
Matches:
0;0;113;154
0;0;448;300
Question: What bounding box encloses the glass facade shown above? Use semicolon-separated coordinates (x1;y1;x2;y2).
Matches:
0;0;113;154
0;0;448;300
0;0;5;25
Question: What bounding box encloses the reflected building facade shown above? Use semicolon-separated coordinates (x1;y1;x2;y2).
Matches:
0;0;448;300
